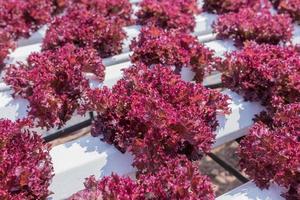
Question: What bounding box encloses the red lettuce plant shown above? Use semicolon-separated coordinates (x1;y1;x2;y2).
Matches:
69;174;139;200
0;119;53;200
43;7;126;58
239;103;300;200
0;0;53;39
272;0;300;23
0;31;15;69
85;64;230;163
213;8;293;45
137;156;215;200
72;0;134;25
25;0;53;26
69;157;215;200
70;63;221;200
219;42;300;112
202;0;261;14
130;26;216;83
136;0;198;32
0;0;28;38
5;44;104;129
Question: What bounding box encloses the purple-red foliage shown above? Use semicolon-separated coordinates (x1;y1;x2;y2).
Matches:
69;174;139;200
272;0;300;23
0;0;53;39
239;103;300;200
213;8;293;45
52;0;71;13
202;0;261;14
136;0;199;32
137;156;215;200
219;42;300;112
85;64;230;163
170;0;200;15
72;0;134;25
130;26;216;83
69;157;215;200
0;31;15;69
5;44;104;129
42;7;126;58
0;119;53;200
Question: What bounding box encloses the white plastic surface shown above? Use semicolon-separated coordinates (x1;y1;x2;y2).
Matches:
292;24;300;44
49;136;134;200
217;182;285;200
214;90;264;148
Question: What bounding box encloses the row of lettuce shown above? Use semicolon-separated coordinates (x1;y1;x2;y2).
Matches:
1;0;300;67
0;0;300;199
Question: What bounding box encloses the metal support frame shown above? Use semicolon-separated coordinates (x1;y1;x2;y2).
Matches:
208;152;249;183
43;119;92;142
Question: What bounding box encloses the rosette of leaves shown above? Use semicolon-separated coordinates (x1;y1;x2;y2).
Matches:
43;6;126;58
219;42;300;112
84;64;230;165
202;0;261;14
136;0;199;32
72;0;134;25
136;156;215;200
272;0;300;23
69;174;139;200
5;44;104;129
239;103;300;200
69;157;215;200
0;119;53;200
0;0;53;39
213;8;293;45
130;26;216;83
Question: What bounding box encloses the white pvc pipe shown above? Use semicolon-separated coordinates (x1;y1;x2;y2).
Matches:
217;181;285;200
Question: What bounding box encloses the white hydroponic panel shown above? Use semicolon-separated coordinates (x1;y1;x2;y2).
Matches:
292;24;300;44
49;136;134;200
217;182;285;200
49;90;263;199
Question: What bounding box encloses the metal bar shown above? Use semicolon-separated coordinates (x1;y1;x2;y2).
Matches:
205;82;222;89
43;119;92;143
208;152;249;183
89;111;94;120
